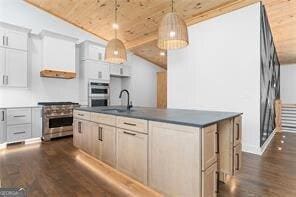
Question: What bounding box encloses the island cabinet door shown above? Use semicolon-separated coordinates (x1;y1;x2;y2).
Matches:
80;120;93;154
73;119;83;149
202;124;218;171
233;116;242;146
202;162;218;197
148;121;201;197
100;124;117;167
92;123;102;160
117;128;148;184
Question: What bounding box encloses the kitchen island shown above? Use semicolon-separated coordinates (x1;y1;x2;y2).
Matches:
73;106;242;197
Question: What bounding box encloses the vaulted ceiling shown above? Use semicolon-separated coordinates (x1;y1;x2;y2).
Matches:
26;0;295;68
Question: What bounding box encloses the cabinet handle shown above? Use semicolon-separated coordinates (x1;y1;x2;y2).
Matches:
98;71;102;79
14;131;26;135
5;75;8;85
216;171;219;194
215;131;219;154
236;123;240;141
101;127;103;141
98;127;103;141
78;122;82;133
1;111;4;121
123;131;136;136
13;115;26;118
123;122;136;126
98;127;101;141
120;67;123;75
2;36;4;46
78;113;84;116
6;36;8;46
2;75;5;85
235;153;240;171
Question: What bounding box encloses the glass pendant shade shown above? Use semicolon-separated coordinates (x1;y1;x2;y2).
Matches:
157;12;189;50
105;38;127;64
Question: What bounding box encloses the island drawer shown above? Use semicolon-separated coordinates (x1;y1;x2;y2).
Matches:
91;113;116;126
7;108;32;125
74;110;91;120
116;116;148;134
202;124;218;171
233;116;242;146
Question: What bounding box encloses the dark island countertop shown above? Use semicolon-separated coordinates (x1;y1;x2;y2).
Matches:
75;106;242;128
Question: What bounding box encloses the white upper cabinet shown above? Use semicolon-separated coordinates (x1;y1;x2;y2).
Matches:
5;49;27;87
5;29;28;51
80;60;110;82
0;22;30;51
0;28;5;48
39;30;78;74
0;47;5;86
110;63;131;77
0;22;30;88
79;40;105;62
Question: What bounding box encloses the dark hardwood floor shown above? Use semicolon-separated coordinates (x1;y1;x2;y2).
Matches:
0;132;295;196
219;132;296;197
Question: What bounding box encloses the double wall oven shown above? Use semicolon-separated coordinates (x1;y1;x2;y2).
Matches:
88;81;110;107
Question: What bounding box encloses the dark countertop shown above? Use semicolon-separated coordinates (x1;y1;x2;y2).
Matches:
75;106;242;128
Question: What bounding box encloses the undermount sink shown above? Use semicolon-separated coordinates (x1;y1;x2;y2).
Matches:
101;108;135;113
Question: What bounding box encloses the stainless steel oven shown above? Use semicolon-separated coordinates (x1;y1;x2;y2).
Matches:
88;81;110;107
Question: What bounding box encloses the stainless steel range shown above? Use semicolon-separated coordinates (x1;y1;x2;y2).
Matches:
38;102;79;141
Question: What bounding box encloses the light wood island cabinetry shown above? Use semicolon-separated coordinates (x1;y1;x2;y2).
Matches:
73;109;242;197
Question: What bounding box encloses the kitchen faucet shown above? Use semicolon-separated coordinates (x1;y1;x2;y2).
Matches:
119;89;133;111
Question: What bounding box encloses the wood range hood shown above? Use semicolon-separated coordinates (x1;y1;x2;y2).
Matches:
40;69;76;79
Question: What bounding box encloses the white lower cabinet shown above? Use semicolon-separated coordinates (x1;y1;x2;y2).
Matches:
0;109;6;143
117;128;148;184
7;124;31;143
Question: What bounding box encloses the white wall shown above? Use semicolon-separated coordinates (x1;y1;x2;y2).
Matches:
280;64;296;104
168;3;261;154
122;54;164;107
0;0;162;107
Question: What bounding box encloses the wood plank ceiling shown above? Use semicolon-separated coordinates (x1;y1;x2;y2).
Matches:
26;0;295;68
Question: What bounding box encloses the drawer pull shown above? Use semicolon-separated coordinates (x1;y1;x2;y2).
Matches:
13;131;26;135
123;122;136;126
78;122;82;133
13;115;26;118
235;153;240;171
123;131;136;136
78;113;84;116
1;111;4;121
236;123;240;141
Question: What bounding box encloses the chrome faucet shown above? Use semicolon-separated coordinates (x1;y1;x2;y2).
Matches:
119;89;133;111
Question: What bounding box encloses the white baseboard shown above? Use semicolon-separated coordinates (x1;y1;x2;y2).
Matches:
25;137;41;145
259;129;276;155
0;143;7;150
242;129;276;155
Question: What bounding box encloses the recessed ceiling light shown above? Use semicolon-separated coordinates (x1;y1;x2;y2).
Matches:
112;23;119;29
160;51;166;56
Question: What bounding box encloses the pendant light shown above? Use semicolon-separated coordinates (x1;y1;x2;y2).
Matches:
105;0;127;64
157;0;189;50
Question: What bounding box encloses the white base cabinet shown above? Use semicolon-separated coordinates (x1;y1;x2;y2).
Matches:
0;107;42;144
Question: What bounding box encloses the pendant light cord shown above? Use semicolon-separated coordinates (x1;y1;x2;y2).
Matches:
171;0;174;12
114;0;118;38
